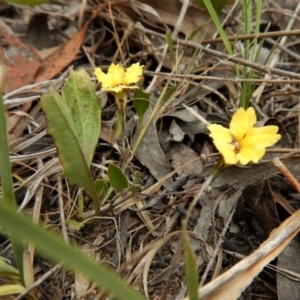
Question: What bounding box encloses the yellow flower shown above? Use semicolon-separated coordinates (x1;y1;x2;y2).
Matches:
94;62;143;137
207;107;281;165
94;62;143;93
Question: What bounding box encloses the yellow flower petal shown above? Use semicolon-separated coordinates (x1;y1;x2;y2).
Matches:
94;63;144;93
94;67;118;91
229;107;256;141
244;126;281;147
213;139;238;164
237;145;265;165
208;106;281;165
107;63;124;82
124;63;143;85
207;124;232;143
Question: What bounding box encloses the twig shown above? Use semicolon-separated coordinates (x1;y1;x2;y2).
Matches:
273;157;300;193
15;265;61;300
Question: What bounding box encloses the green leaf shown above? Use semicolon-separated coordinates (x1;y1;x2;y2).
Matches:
0;204;146;300
165;31;174;65
160;85;178;106
5;0;48;5
95;179;109;198
133;90;150;124
61;69;101;167
127;185;142;194
41;88;100;215
133;171;142;185
67;219;85;231
182;227;199;300
108;164;128;191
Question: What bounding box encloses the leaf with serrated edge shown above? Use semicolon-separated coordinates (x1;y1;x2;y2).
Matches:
61;69;100;167
41;88;99;215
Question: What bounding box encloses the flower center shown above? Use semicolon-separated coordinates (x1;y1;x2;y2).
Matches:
230;137;240;153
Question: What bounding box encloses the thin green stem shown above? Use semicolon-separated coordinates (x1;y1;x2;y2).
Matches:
130;82;171;158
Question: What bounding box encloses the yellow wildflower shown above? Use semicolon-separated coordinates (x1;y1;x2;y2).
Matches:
207;107;281;165
94;62;143;93
94;63;143;135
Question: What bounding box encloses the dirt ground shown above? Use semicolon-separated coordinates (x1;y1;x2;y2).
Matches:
1;0;300;299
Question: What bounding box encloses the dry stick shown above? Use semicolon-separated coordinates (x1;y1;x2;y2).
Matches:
145;0;189;93
265;37;300;61
273;157;300;193
253;2;300;103
185;174;215;226
145;72;300;84
109;3;125;63
201;29;300;45
120;15;300;62
15;265;61;300
57;177;69;244
135;25;300;80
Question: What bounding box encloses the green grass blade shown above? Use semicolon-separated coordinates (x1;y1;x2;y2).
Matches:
0;204;146;300
199;0;233;56
0;89;15;208
240;0;263;108
198;0;239;78
5;0;48;5
182;222;199;300
0;89;24;284
166;31;174;67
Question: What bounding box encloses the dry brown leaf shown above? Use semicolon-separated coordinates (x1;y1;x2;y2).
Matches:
34;3;107;83
0;20;41;93
33;23;89;83
136;0;215;41
133;107;174;190
170;143;202;177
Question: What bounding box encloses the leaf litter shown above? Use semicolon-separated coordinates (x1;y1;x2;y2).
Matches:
2;1;300;299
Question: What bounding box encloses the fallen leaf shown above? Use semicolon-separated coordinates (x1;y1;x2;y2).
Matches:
34;3;107;83
135;0;215;41
133;107;174;190
0;20;41;93
34;23;89;83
